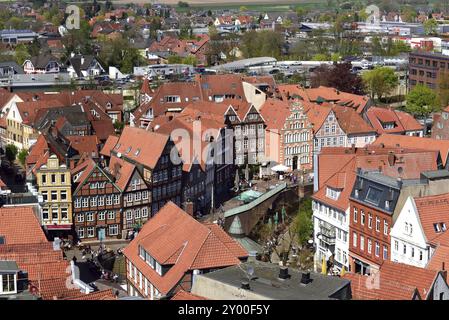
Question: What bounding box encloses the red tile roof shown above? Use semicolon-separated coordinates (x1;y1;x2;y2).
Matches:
171;290;206;300
414;192;449;244
0;206;47;245
123;202;247;295
373;134;449;166
112;126;169;169
91;120;115;141
66;135;99;158
366;107;423;135
108;156;137;191
343;260;440;300
100;135;119;157
66;289;117;300
259;98;291;131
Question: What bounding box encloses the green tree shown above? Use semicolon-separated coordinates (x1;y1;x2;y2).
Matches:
17;149;28;166
295;7;308;21
5;144;18;162
181;55;198;66
240;30;283;59
362;67;398;100
167;55;183;64
14;44;30;65
312;53;329;61
294;198;313;247
113;121;125;133
405;84;440;118
424;18;439;35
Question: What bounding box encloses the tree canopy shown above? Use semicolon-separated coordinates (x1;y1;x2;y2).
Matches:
311;62;365;95
405;84;440;118
362;67;398;100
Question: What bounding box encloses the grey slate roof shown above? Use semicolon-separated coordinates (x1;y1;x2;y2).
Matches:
199;261;351;300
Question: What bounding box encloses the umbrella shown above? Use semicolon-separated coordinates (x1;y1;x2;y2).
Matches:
271;164;291;172
340;266;346;277
321;257;327;275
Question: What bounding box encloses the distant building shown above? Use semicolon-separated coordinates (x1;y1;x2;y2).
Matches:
409;51;449;90
0;29;38;44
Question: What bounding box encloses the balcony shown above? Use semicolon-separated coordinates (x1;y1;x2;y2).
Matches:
318;224;336;246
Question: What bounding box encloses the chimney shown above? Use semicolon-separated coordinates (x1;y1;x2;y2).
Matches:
278;267;290;280
300;272;311;285
184;201;194;216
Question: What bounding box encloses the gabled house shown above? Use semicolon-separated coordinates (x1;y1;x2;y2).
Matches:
123;201;247;299
108;156;151;237
66;54;106;79
343;260;449;300
366;107;424;137
391;192;449;269
23;54;62;74
102;126;183;215
72;158;122;240
260;99;313;170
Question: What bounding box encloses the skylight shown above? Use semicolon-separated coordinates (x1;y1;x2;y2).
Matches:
365;187;382;206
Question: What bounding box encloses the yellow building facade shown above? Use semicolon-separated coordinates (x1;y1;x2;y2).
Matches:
36;154;73;235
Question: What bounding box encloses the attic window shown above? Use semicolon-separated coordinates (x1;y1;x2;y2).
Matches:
125;146;132;154
326;187;340;200
135;148;141;156
434;222;447;233
0;236;4;245
114;143;121;150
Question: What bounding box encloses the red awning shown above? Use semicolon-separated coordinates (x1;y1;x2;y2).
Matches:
46;224;72;230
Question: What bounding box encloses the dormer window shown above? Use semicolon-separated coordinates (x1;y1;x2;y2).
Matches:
0;261;18;295
165;95;180;103
434;222;447;233
326;187;340;200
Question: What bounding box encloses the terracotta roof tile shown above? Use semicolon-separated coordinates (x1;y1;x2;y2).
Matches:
112;126;169;169
373;134;449;166
171;290;206;300
414;193;449;244
343;261;439;300
66;289;117;300
0;206;47;245
123;202;247;295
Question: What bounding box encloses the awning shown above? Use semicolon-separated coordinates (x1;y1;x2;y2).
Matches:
46;224;72;230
